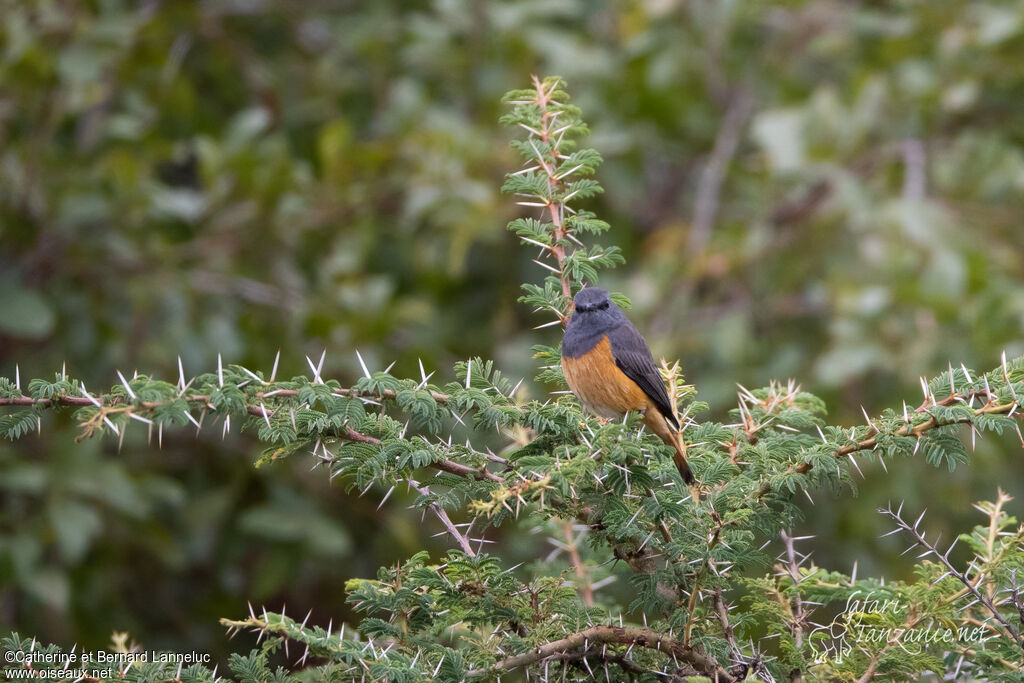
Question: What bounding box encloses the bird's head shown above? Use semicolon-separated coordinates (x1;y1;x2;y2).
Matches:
568;287;624;332
573;287;611;313
563;287;626;351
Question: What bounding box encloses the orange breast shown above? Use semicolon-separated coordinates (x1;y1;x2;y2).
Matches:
561;336;651;418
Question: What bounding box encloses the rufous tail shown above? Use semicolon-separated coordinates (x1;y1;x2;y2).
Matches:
642;409;696;485
669;433;696;486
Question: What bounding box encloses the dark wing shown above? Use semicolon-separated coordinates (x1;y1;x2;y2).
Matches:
606;322;679;428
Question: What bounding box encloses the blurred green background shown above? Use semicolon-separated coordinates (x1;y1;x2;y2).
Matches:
2;0;1023;660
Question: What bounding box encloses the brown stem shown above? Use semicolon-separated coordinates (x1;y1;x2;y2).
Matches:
683;509;729;646
0;393;502;484
333;424;501;483
879;504;1023;650
463;625;736;681
713;589;737;651
780;530;806;683
562;521;594;606
756;397;1020;499
855;610;926;683
409;479;476;556
531;74;574;314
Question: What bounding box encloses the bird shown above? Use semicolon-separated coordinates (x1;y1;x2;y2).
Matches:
560;287;695;485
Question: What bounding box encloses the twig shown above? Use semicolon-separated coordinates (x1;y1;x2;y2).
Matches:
335;425;501;483
530;75;574;308
779;530;808;683
463;625;736;681
756;392;1021;499
409;479;476;556
877;503;1023;650
683;510;730;646
1011;571;1024;633
562;521;594;606
713;587;750;680
1;390;503;484
854;610;925;683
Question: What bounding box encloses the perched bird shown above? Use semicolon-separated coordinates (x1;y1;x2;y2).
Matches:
561;287;695;485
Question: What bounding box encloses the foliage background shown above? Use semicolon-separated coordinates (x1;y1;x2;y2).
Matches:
1;0;1022;661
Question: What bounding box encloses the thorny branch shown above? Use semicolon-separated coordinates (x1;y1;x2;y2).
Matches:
561;521;594;606
462;625;737;681
754;378;1023;499
527;74;576;313
408;478;476;557
778;530;811;683
1011;571;1024;633
0;376;503;484
713;587;753;680
878;502;1024;650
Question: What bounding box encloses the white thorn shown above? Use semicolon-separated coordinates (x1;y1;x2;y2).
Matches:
116;370;136;400
960;363;972;384
1003;350;1018;400
355;349;371;379
532;259;562;275
377;485;396;510
306;355;324;384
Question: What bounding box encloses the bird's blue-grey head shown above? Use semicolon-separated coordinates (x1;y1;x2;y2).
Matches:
562;287;628;358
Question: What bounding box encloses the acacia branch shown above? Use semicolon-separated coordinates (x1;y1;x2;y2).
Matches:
0;386;455;407
0;392;503;484
713;588;748;679
878;503;1023;650
530;74;574;310
409;479;476;556
779;530;809;683
756;392;1020;499
259;409;504;483
463;625;736;681
561;521;594;606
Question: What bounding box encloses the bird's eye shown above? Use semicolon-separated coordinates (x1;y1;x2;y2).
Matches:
576;300;610;312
